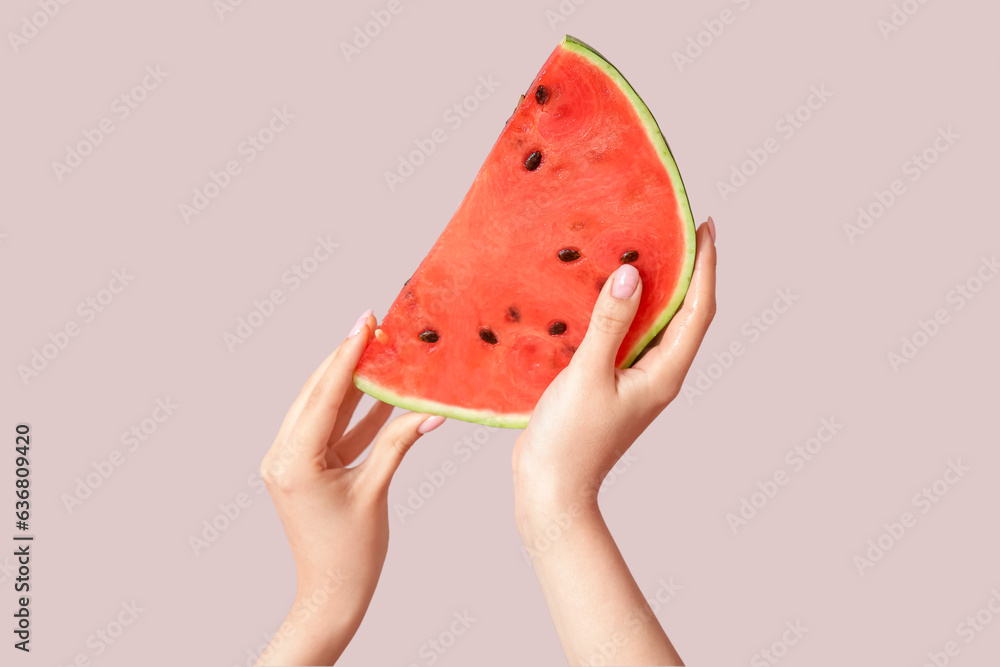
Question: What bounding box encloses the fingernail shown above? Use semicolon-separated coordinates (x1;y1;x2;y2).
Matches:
349;309;373;338
707;216;717;243
611;264;639;299
418;415;446;434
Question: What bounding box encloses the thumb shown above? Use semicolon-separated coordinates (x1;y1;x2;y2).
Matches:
358;412;446;492
574;264;642;373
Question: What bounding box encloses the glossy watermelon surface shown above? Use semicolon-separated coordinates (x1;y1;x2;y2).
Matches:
354;36;696;428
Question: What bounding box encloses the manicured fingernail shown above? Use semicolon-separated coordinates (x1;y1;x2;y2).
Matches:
349;309;373;338
611;264;639;299
417;415;445;434
707;216;717;243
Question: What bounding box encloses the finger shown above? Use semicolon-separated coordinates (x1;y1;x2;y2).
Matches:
281;309;375;471
327;312;382;442
272;310;375;446
263;348;340;482
329;383;364;445
273;350;337;446
572;263;643;377
357;413;446;493
329;400;395;467
633;220;717;399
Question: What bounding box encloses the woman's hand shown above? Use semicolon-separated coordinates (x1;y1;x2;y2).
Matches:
512;218;717;666
513;219;717;511
255;310;445;666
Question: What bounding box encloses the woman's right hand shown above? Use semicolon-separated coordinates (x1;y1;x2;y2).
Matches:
513;218;717;514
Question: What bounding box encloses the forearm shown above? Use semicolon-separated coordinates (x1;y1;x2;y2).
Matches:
516;493;682;666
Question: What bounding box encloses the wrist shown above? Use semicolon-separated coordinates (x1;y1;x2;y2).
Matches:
513;477;602;538
290;568;366;636
256;594;355;667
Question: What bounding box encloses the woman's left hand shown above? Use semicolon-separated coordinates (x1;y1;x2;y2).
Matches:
255;310;445;666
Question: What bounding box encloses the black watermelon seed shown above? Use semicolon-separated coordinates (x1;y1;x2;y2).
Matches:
535;85;549;105
404;278;410;286
525;151;542;171
506;307;521;323
558;248;581;262
418;330;439;343
479;328;498;345
549;321;567;336
620;250;639;264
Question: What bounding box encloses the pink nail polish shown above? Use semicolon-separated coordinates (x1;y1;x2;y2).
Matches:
611;264;639;299
707;216;717;243
349;309;373;338
418;415;445;434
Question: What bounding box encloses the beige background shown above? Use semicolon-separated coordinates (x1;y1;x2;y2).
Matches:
3;1;999;665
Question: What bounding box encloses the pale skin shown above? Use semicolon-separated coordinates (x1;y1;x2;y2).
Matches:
254;309;446;666
256;217;717;666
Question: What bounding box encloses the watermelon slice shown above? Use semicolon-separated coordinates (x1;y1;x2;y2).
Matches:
354;35;696;428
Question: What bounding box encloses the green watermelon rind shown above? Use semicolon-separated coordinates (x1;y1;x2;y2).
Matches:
354;37;697;430
354;374;532;429
560;35;699;370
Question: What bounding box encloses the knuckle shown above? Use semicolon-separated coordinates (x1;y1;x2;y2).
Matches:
701;305;717;328
271;471;297;493
690;294;716;328
658;379;683;407
390;433;413;458
704;297;718;322
260;457;294;492
301;391;324;416
591;310;630;337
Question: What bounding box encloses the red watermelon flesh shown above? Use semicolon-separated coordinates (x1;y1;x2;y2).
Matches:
354;36;696;428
